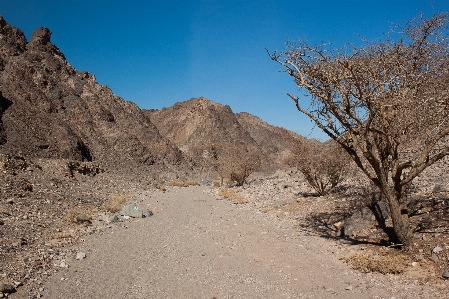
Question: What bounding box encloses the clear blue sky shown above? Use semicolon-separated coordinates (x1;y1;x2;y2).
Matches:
1;1;448;140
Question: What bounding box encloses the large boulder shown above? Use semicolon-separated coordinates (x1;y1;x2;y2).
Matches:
343;201;391;239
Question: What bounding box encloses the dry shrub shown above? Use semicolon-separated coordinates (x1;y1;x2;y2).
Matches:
51;231;72;239
218;188;248;204
64;207;93;224
104;194;130;212
342;252;410;274
287;139;349;196
196;143;263;187
212;180;221;188
169;180;200;187
148;181;167;191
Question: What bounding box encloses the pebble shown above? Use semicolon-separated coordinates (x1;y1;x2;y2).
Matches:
442;270;449;279
76;252;86;260
430;255;439;263
108;215;120;223
432;246;443;253
346;285;353;291
54;261;69;268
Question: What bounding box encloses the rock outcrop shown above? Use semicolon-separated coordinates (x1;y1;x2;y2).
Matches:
0;16;183;166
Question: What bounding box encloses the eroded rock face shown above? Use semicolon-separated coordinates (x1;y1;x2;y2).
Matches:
0;16;183;166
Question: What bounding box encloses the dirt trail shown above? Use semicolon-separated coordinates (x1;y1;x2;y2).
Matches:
35;186;427;298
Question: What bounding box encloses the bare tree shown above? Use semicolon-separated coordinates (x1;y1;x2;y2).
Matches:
287;139;350;196
269;13;449;247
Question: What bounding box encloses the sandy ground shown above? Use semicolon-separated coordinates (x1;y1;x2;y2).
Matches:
24;186;441;299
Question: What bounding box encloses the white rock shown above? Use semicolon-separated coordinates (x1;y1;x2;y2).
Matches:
76;252;86;260
433;246;443;253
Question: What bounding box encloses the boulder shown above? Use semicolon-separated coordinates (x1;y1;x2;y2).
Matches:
343;201;391;238
343;207;377;238
0;283;16;294
120;203;153;218
120;203;142;218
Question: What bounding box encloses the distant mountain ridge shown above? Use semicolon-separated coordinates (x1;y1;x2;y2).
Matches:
145;97;303;167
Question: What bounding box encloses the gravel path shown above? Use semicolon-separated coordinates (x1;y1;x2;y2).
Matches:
37;186;432;298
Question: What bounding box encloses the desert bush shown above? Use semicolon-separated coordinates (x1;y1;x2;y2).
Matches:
169;180;200;187
195;143;263;187
287;139;350;196
218;144;263;186
218;188;248;204
103;194;130;212
64;207;93;224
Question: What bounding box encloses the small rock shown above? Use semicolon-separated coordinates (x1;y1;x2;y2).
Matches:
432;246;443;253
6;199;13;204
76;252;86;260
411;262;419;267
430;255;439;263
142;210;153;218
108;215;120;223
0;283;16;294
75;214;91;224
442;270;449;279
54;261;69;268
333;221;344;229
413;233;422;239
0;219;4;225
345;285;353;291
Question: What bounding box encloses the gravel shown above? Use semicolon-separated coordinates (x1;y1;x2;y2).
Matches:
22;186;446;299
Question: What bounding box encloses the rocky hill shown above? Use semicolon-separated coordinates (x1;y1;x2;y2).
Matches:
0;16;183;168
144;97;257;152
235;112;304;165
144;97;301;168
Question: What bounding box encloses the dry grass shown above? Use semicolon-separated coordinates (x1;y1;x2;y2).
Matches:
169;180;200;187
104;194;130;212
51;231;72;239
64;207;93;224
218;188;248;204
342;251;410;274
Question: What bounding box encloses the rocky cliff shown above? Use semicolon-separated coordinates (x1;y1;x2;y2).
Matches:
0;16;183;167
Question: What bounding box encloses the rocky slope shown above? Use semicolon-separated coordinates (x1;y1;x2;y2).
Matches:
0;16;182;167
144;97;258;152
236;112;304;166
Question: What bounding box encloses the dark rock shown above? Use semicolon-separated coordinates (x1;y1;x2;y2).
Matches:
142;210;153;218
30;27;51;45
343;200;391;239
442;270;449;279
75;214;91;224
430;254;439;263
343;207;377;238
0;283;16;294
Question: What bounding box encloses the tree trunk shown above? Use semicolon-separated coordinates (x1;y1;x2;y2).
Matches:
386;193;412;248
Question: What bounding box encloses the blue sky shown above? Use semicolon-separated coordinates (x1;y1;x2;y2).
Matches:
1;1;448;140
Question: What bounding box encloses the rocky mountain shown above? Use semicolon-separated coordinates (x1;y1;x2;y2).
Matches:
235;112;304;165
0;16;183;167
144;97;257;152
144;97;302;168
